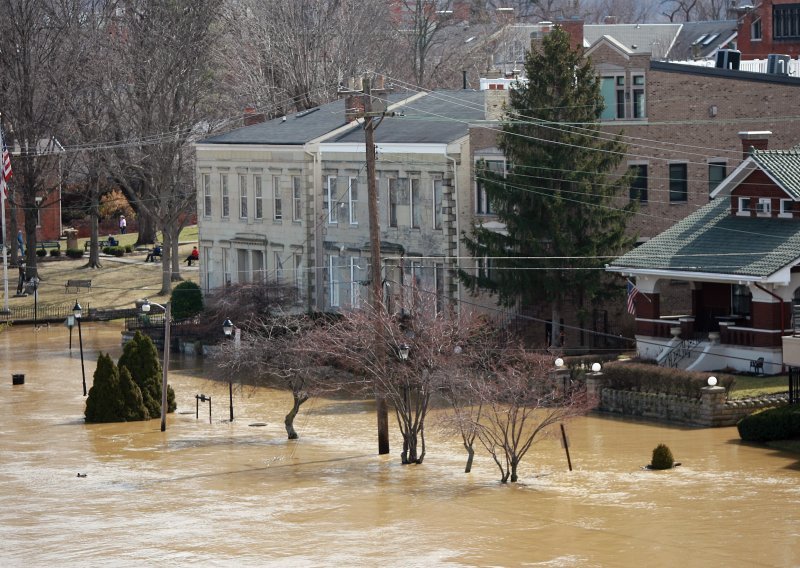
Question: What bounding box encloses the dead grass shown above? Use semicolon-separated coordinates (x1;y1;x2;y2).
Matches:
729;374;789;399
7;227;199;311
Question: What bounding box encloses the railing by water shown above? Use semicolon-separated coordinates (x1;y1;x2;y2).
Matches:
0;302;90;324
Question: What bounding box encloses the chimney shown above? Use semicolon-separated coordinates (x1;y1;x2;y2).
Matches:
603;16;618;25
555;18;585;51
738;130;771;159
243;107;266;126
345;94;365;124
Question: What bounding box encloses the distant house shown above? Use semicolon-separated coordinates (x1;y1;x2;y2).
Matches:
734;0;800;59
195;89;486;315
608;141;800;373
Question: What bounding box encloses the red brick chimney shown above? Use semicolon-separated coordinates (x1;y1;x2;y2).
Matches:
555;18;585;51
738;130;771;159
243;107;266;126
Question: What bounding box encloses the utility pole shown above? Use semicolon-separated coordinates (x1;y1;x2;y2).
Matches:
340;74;393;455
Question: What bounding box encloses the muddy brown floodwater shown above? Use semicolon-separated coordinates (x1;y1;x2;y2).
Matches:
1;323;800;567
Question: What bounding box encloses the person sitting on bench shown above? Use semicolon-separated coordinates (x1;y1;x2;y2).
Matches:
145;243;162;262
107;236;118;247
185;246;199;266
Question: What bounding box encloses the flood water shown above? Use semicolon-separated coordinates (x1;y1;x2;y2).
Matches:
1;323;799;567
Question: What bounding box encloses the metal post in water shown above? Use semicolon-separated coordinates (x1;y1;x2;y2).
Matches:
229;381;234;422
560;423;573;471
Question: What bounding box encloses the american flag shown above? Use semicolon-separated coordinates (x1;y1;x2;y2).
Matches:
2;144;11;183
626;280;640;316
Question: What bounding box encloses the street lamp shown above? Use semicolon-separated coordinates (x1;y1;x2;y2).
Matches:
30;276;39;328
142;299;170;432
73;301;87;396
221;318;236;422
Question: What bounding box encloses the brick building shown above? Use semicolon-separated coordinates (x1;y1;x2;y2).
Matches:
735;0;800;58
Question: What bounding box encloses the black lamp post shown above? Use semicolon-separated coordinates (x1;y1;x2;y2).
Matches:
222;318;235;422
142;299;170;432
31;276;39;328
73;301;87;396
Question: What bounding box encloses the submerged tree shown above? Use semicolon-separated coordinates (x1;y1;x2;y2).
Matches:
118;331;176;418
85;354;126;423
459;26;636;347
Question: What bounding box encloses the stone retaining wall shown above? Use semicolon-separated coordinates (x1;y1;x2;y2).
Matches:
586;376;789;427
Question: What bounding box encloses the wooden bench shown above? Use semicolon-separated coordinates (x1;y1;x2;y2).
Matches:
65;279;92;293
38;240;61;251
84;239;115;251
145;248;162;262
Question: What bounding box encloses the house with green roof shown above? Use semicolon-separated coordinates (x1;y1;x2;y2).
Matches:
608;144;800;374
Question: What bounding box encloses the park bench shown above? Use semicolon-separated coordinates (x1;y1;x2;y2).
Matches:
146;247;162;262
38;240;61;251
84;238;115;251
65;279;92;293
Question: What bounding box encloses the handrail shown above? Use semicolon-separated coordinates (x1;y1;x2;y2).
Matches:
658;337;700;368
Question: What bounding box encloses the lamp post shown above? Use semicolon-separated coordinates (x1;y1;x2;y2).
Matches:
222;318;236;422
142;299;170;432
73;301;87;396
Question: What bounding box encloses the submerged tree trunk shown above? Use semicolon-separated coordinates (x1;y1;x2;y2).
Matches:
284;391;308;440
464;444;475;473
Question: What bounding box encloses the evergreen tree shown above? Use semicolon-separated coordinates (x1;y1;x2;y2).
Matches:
118;331;176;418
459;27;636;346
85;354;125;423
171;281;204;320
119;367;150;422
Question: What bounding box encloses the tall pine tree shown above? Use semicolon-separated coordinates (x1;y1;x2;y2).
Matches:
460;27;636;346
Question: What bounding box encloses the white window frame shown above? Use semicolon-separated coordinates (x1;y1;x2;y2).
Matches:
433;179;443;230
294;253;303;294
239;174;248;219
350;257;361;308
475;159;504;215
388;177;400;228
410;178;421;228
292;176;302;222
780;199;793;218
273;176;282;221
348;176;358;225
274;251;284;282
329;256;340;307
756;197;772;216
326;176;338;224
254;175;263;220
202;173;211;218
221;173;230;218
737;197;751;216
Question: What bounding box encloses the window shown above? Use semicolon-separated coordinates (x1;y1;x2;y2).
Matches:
632;75;645;119
732;284;752;317
326;176;338;223
756;197;772;215
254;175;263;219
708;162;726;194
738;196;751;216
774;5;800;39
252;250;264;282
237;248;249;283
629;164;648;203
273;177;282;220
780;199;793;217
433;179;443;230
476;160;503;214
294;253;303;293
239;174;248;219
329;256;340;307
752;17;762;40
411;178;421;228
292;176;302;221
221;174;229;218
202;173;211;217
388;178;400;227
350;257;361;308
615;76;625;119
668;163;688;203
348;177;358;225
477;256;493;281
274;252;284;282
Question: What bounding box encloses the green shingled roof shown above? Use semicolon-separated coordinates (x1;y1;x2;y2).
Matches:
609;197;800;278
752;149;800;200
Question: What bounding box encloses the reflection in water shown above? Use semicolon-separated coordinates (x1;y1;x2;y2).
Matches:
1;323;799;566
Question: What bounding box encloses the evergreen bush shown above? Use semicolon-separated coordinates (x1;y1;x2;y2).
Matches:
171;281;203;320
85;354;126;423
650;443;675;470
124;245;133;253
36;249;46;257
119;367;150;421
66;248;84;259
49;248;61;257
118;331;176;417
737;405;800;442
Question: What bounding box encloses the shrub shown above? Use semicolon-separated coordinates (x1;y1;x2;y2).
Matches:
106;246;125;257
85;353;126;423
124;245;133;253
171;280;203;320
650;443;675;470
737;405;800;442
66;248;84;259
49;248;61;257
118;331;176;417
599;361;735;398
36;249;46;257
102;246;111;255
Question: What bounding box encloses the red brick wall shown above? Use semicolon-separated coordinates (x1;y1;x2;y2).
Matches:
738;0;800;58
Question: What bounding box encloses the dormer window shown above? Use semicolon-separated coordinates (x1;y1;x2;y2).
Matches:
780;199;794;218
737;197;750;216
756;198;772;216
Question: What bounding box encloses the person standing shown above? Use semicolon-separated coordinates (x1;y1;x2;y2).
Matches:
16;230;24;255
16;260;25;294
119;215;127;234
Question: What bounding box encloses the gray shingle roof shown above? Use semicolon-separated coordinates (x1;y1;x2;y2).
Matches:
584;24;681;58
609;198;800;278
667;20;737;61
331;90;486;144
752;149;800;200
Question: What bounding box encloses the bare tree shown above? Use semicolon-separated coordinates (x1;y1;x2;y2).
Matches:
450;345;589;483
103;0;221;294
0;0;77;276
660;0;729;21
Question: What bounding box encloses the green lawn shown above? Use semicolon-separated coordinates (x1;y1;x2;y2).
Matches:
729;374;789;399
77;225;198;250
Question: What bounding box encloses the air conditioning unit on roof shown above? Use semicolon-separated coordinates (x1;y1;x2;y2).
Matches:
767;54;791;75
716;49;741;70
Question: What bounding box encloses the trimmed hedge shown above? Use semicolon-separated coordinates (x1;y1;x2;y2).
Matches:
737;405;800;442
103;246;125;257
66;248;84;259
170;281;203;320
599;361;735;399
36;249;46;257
49;248;61;257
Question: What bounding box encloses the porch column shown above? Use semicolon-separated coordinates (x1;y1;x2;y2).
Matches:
632;277;661;336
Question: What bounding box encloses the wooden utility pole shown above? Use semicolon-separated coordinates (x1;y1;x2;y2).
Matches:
341;74;393;455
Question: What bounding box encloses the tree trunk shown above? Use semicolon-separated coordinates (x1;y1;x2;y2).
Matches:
464;444;474;473
87;175;101;268
284;392;308;440
170;226;182;282
160;229;172;295
24;202;38;280
135;208;157;246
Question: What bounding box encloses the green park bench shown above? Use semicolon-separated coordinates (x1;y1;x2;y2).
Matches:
65;279;92;293
37;240;61;251
84;238;116;251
